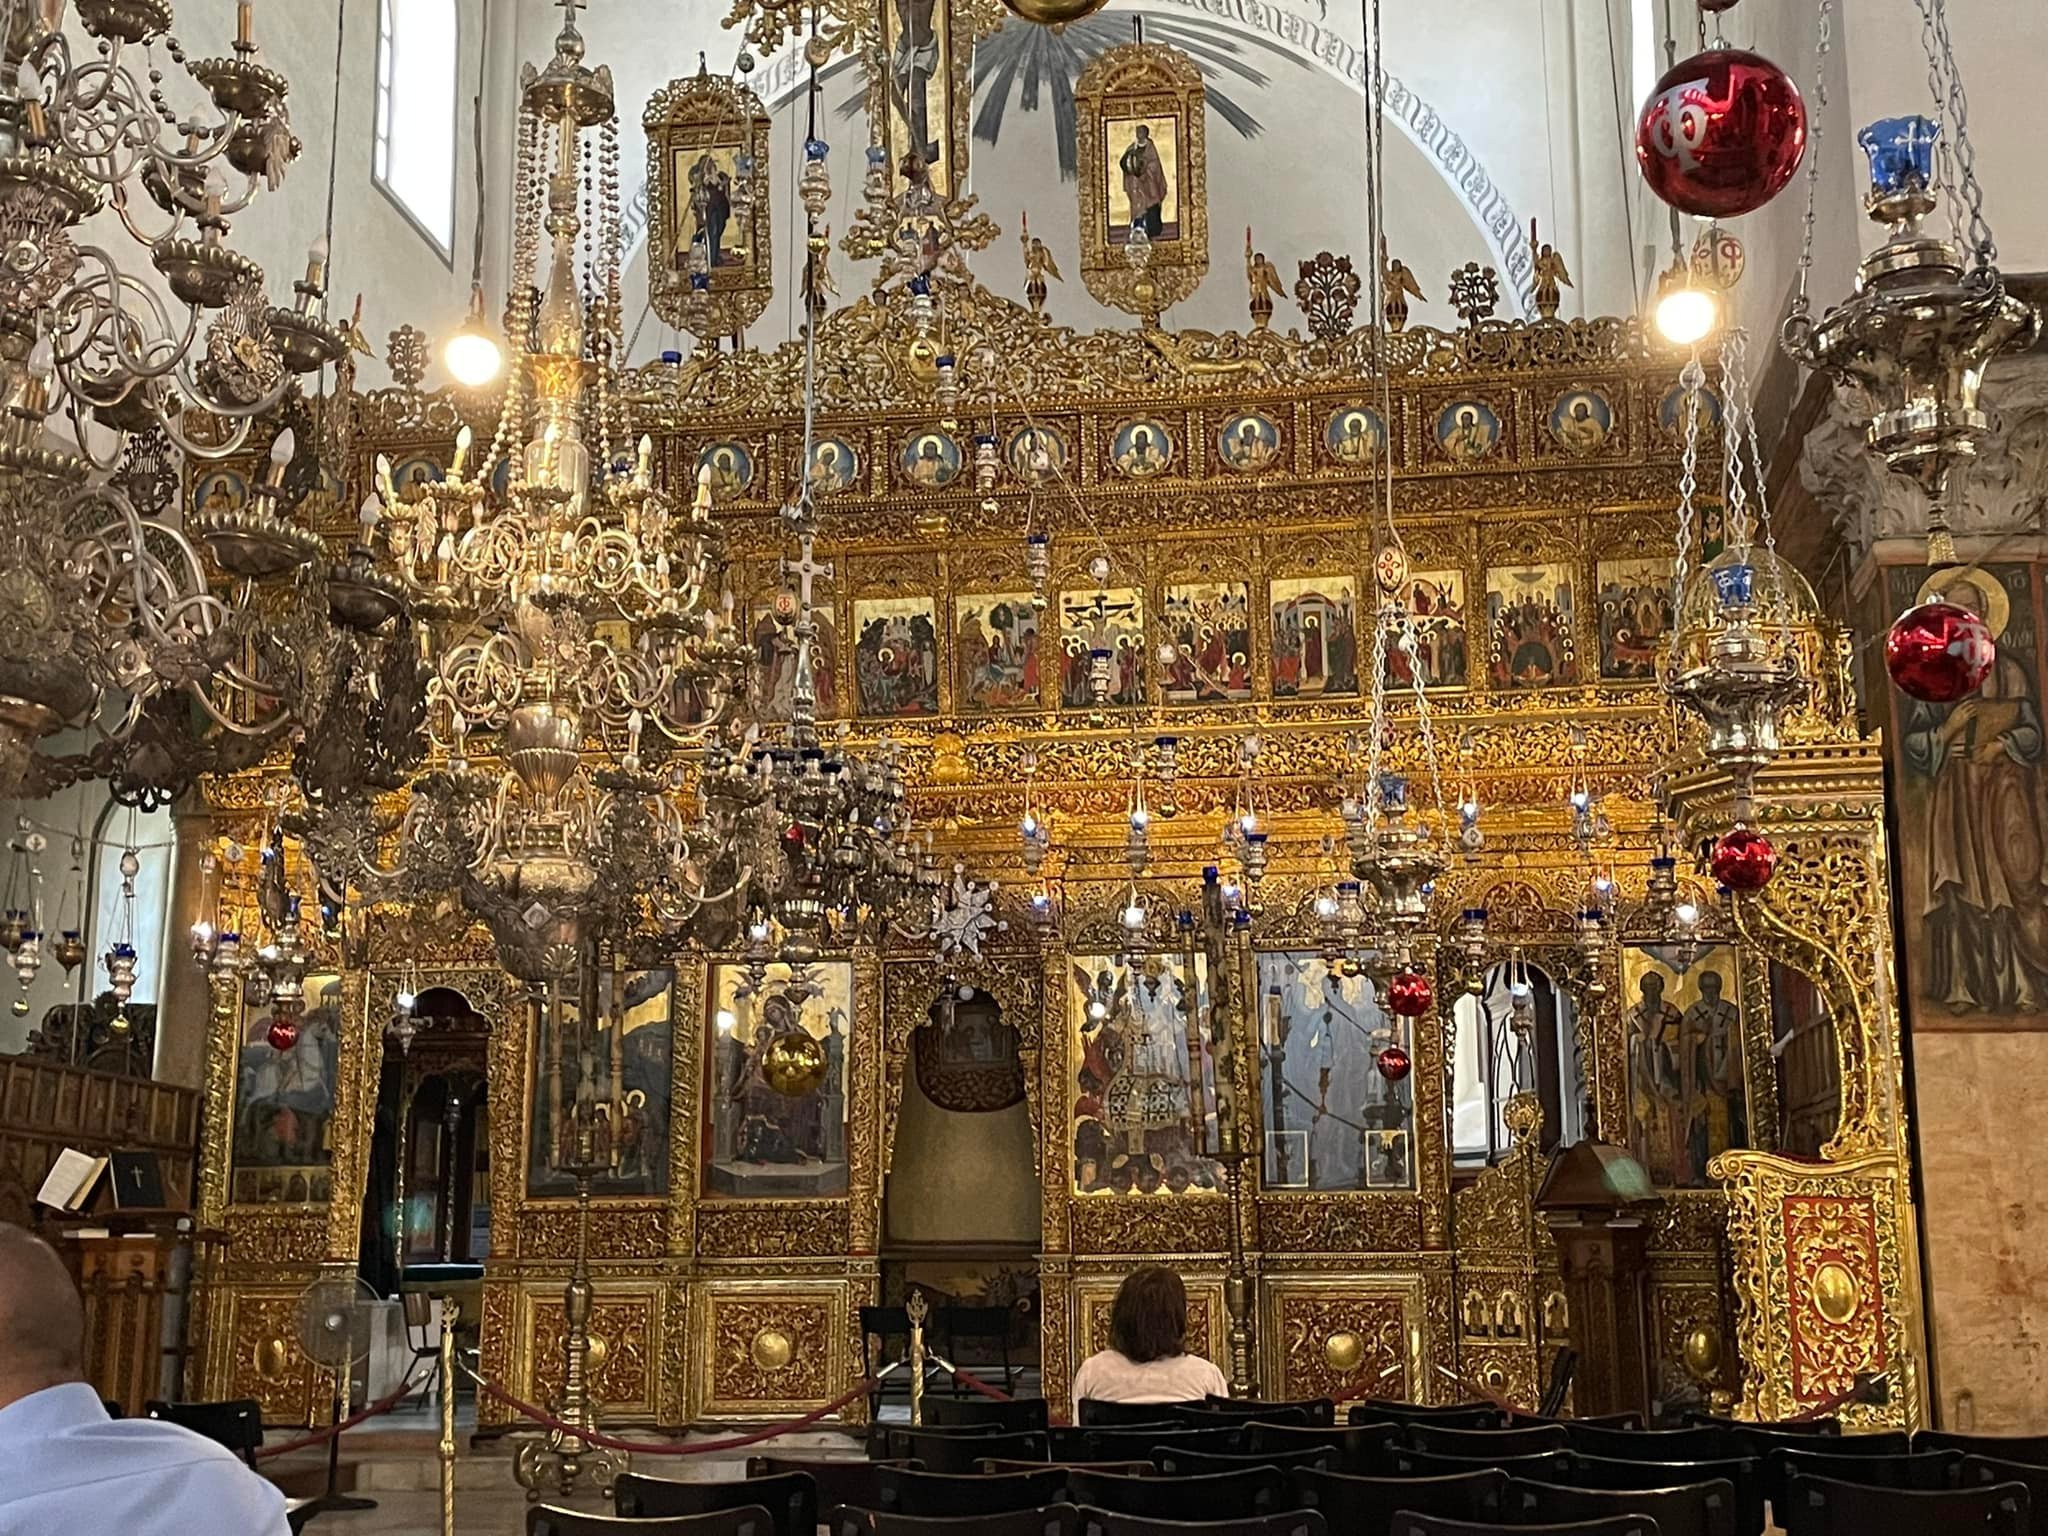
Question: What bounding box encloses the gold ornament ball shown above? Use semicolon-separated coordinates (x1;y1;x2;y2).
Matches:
586;1333;609;1373
1001;0;1112;22
10;997;25;1016
109;1012;130;1036
761;1029;828;1097
751;1327;794;1371
1322;1330;1363;1373
1813;1261;1860;1325
1682;1323;1722;1381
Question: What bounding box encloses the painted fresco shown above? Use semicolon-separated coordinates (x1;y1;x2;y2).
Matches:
705;961;854;1198
1891;563;2048;1023
1254;953;1413;1191
1070;952;1220;1195
1622;944;1748;1189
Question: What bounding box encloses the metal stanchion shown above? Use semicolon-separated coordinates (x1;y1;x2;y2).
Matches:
439;1299;459;1536
906;1290;928;1427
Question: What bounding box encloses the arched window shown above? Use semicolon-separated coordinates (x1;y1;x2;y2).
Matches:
1450;961;1585;1166
373;0;459;258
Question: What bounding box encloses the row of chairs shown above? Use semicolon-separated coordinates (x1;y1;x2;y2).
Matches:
531;1470;2031;1536
520;1448;2039;1536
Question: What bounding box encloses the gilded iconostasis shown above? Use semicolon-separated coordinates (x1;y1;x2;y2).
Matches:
139;0;2006;1449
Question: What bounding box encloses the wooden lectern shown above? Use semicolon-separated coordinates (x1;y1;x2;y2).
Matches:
1535;1140;1664;1422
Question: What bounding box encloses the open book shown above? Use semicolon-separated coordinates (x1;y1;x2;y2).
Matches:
35;1148;108;1213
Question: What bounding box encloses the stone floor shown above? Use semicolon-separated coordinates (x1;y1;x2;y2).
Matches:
265;1417;861;1536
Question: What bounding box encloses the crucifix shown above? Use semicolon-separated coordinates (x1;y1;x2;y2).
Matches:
780;532;834;746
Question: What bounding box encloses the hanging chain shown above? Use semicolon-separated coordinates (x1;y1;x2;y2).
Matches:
1931;0;1995;267
1671;353;1706;624
1781;0;1829;353
1716;330;1752;559
1912;0;1967;244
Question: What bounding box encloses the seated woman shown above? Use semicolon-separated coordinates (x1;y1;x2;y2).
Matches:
1072;1265;1228;1417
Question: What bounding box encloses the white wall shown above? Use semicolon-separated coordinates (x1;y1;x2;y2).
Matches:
60;0;502;390
515;0;1659;352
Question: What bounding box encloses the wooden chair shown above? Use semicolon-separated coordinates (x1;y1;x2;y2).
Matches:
827;1505;1080;1536
1292;1466;1507;1536
984;1460;1155;1479
1562;1425;1730;1465
1247;1419;1396;1475
1151;1443;1335;1477
616;1472;817;1536
1407;1423;1569;1458
1063;1466;1291;1522
1080;1425;1244;1462
1504;1477;1735;1536
1960;1455;2048;1515
1393;1447;1572;1480
531;1506;777;1536
1921;1430;2048;1468
1390;1517;1658;1536
877;1467;1072;1518
1079;1400;1202;1427
1562;1453;1762;1536
1761;1446;1960;1510
1204;1394;1338;1427
1349;1402;1507;1431
747;1456;916;1515
1173;1403;1316;1430
1779;1471;2028;1536
940;1305;1024;1396
1686;1413;1838;1436
142;1399;264;1469
891;1428;1050;1473
1077;1509;1327;1536
927;1396;1053;1433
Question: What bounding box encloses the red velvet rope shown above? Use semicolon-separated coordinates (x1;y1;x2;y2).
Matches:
465;1366;879;1455
254;1368;433;1461
945;1365;1016;1403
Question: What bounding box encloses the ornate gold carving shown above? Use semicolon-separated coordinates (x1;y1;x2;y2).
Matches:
528;1291;656;1418
645;69;773;343
1712;1149;1917;1428
699;1286;843;1416
1265;1281;1420;1405
1073;44;1208;324
696;1202;850;1259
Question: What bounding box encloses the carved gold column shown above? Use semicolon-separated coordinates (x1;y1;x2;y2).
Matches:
1668;739;1927;1427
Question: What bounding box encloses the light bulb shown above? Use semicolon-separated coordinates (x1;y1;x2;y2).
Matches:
1121;902;1147;931
1129;807;1149;830
1020;813;1038;836
395;988;416;1011
715;1007;737;1034
1674;901;1700;927
1569;789;1591;810
1314;895;1339;920
443;284;504;388
1238;811;1257;834
1086;997;1107;1021
268;427;295;468
445;326;504;389
1654;284;1719;347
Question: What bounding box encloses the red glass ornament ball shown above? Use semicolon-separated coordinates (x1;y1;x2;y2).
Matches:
1698;0;1741;11
781;822;807;851
1636;48;1807;218
1386;969;1434;1018
1711;826;1777;892
1375;1044;1412;1084
267;1019;300;1052
1885;602;1995;703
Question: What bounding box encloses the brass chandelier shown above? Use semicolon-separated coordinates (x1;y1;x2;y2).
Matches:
0;0;353;801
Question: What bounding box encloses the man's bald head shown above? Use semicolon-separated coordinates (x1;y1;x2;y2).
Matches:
0;1224;85;1407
